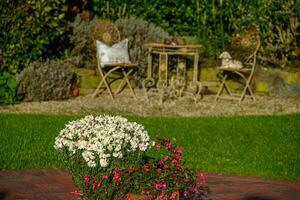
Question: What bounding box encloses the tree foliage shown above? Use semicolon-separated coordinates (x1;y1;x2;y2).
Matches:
92;0;300;65
0;0;69;74
0;0;299;105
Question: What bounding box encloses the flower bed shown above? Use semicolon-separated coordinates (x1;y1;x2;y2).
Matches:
54;115;209;199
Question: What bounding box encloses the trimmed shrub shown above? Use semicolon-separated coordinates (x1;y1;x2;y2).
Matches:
17;60;75;101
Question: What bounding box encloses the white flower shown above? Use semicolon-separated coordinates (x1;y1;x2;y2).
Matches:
54;115;153;168
100;158;108;167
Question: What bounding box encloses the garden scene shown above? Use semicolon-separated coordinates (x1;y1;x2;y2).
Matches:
0;0;300;200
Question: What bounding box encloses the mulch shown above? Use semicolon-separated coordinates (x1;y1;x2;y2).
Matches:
0;169;299;200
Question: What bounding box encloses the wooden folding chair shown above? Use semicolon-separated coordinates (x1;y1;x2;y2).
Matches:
91;20;137;100
92;61;137;100
215;26;260;103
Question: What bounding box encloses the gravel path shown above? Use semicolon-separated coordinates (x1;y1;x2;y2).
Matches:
1;90;299;117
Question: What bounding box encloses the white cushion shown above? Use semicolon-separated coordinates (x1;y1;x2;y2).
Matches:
96;39;130;67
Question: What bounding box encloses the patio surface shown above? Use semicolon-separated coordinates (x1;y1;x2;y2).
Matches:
0;169;299;200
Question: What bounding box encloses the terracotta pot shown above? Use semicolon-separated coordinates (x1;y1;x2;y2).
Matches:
71;85;79;97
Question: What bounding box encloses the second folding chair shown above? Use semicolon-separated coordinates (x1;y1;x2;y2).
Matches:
215;26;260;103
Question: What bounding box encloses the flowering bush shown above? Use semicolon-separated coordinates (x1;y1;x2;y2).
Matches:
54;115;209;200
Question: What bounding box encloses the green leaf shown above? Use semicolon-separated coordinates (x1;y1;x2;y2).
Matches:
44;6;52;13
7;78;18;90
0;79;6;85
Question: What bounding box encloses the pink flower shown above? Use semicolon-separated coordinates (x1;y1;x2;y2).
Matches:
172;158;178;164
160;190;165;198
156;168;162;173
175;154;182;161
164;155;169;161
71;189;81;196
155;182;167;189
92;181;102;190
102;175;108;179
173;147;183;154
92;182;97;190
170;192;178;200
159;191;168;200
183;190;189;198
147;192;152;200
193;186;199;194
113;170;122;182
84;176;89;185
143;164;152;172
166;143;171;150
201;173;207;183
158;160;164;165
196;173;207;187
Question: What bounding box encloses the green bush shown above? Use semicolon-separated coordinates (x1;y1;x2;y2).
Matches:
17;59;75;101
0;0;69;74
0;72;19;105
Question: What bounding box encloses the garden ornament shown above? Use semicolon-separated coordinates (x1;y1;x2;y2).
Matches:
219;51;243;70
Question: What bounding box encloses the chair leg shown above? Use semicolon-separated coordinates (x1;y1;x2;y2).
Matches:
92;72;110;98
104;80;115;100
121;68;136;99
115;76;127;94
215;73;233;101
239;81;256;103
215;76;225;101
92;79;104;98
246;78;256;101
114;69;136;99
93;68;116;100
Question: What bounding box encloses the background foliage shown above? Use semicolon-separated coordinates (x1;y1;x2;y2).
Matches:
1;0;299;73
93;0;299;63
0;0;70;104
0;0;299;104
0;0;69;74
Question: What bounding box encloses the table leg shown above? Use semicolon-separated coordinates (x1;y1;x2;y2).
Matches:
193;51;199;82
159;53;168;83
157;53;169;104
147;47;153;79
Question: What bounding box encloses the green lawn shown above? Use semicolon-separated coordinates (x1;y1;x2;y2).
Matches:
0;113;299;181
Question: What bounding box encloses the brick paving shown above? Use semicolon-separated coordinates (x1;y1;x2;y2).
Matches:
0;169;299;200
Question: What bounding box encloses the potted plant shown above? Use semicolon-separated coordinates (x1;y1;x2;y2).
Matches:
54;115;209;199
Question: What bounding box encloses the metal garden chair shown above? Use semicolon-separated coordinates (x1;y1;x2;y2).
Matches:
215;26;260;103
